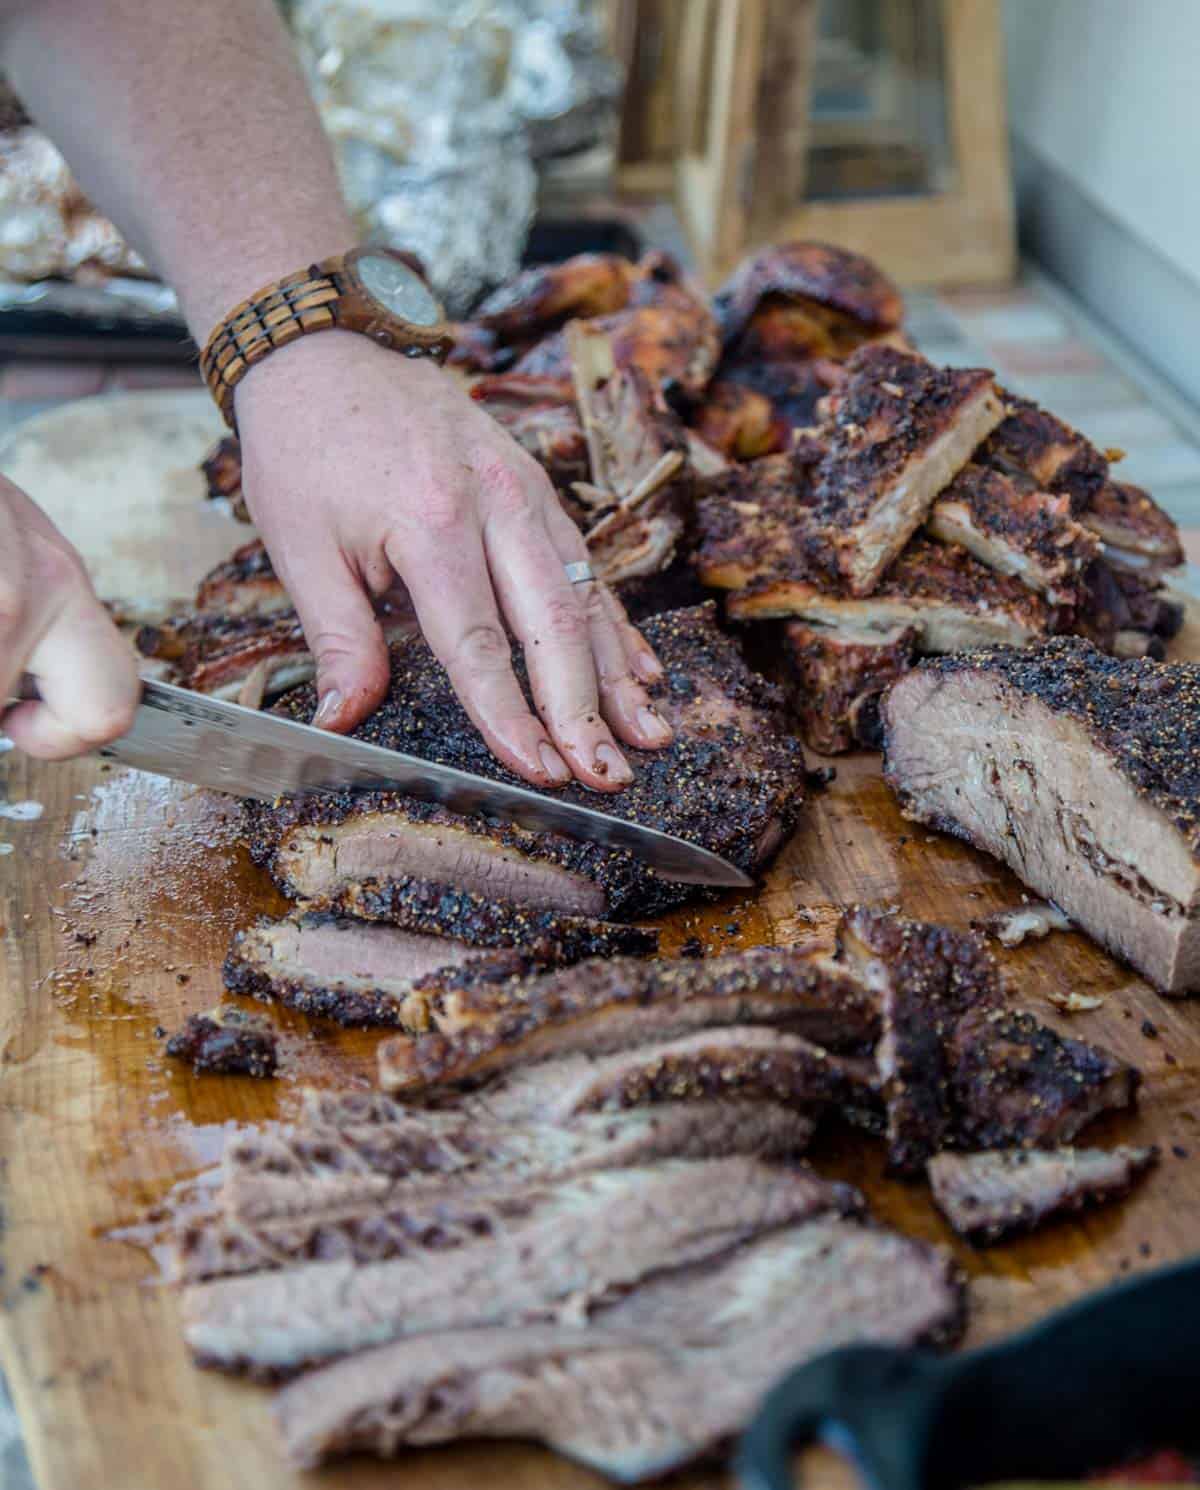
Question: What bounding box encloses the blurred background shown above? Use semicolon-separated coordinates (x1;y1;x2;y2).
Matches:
0;1;1197;531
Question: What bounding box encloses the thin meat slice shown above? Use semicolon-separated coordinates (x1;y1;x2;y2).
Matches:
806;346;1005;596
928;1145;1158;1244
836;908;1004;1175
220;1102;818;1203
273;1218;963;1479
181;1157;854;1376
882;639;1200;992
246;603;808;922
948;1005;1139;1150
459;1027;876;1125
926;464;1099;602
779;620;917;754
223;910;655;1030
174;1104;820;1281
372;947;881;1095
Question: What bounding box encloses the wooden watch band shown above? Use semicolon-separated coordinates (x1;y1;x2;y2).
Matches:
200;265;342;429
199;251;449;431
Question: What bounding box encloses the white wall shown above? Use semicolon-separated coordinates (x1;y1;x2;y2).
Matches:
1004;0;1200;404
1004;0;1200;288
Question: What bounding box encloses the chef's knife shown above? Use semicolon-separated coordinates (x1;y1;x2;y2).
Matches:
9;677;753;889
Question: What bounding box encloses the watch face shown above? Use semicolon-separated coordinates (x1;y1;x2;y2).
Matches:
356;253;441;326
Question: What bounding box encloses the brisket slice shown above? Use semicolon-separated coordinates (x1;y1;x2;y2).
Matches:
948;1005;1139;1150
246;603;808;921
174;1104;820;1281
220;1102;818;1206
223;910;655;1030
273;1219;963;1479
372;947;881;1095
806;346;1005;596
882;639;1200;993
458;1027;876;1126
837;908;1004;1175
928;1145;1158;1244
181;1157;854;1376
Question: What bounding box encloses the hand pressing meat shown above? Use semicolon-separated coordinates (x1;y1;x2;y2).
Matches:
0;0;673;791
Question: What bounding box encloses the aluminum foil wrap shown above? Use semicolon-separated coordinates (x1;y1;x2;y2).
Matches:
292;0;621;313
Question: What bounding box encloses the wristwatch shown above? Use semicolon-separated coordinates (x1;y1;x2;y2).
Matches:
200;246;454;429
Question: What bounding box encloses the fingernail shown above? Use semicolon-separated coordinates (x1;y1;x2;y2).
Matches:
637;705;673;744
594;742;633;783
633;650;662;683
538;741;572;785
314;690;342;727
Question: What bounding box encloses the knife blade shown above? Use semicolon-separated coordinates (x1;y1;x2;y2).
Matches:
27;678;751;889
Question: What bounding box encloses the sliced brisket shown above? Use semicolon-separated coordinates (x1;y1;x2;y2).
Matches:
928;1145;1158;1244
882;639;1200;992
273;1218;962;1479
372;947;880;1095
175;1104;819;1281
779;620;917;754
182;1157;854;1376
837;908;1003;1174
460;1027;876;1125
223;909;655;1029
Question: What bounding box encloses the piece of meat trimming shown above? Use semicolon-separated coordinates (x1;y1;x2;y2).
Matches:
928;1145;1158;1244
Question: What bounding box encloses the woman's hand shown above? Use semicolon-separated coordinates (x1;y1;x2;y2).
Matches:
235;332;673;793
0;475;140;758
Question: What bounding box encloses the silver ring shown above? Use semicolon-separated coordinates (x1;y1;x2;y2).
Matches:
564;560;595;585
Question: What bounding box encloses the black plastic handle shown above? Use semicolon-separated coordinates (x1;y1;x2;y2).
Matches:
736;1257;1200;1490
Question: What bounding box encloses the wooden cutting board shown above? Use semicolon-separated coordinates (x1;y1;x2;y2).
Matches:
2;395;1199;1490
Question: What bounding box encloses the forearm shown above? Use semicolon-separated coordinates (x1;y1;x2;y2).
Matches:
0;0;354;338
